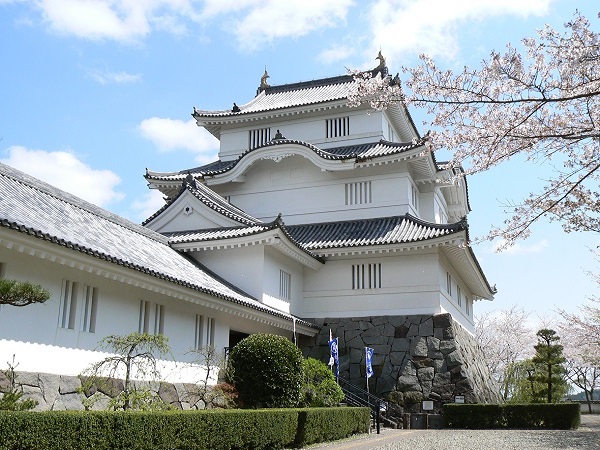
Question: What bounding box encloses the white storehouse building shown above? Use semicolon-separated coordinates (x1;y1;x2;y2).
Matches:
0;59;498;404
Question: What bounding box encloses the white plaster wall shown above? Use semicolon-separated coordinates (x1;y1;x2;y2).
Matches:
217;108;384;160
189;246;264;301
301;251;444;318
212;156;416;225
146;192;241;233
437;256;476;332
0;244;246;381
262;247;304;316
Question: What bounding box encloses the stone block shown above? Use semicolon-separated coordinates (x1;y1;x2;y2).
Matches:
377;375;395;395
371;316;389;326
419;318;434;336
410;337;428;357
158;382;181;408
432;313;452;328
17;372;40;387
426;337;440;351
388;316;408;327
396;374;420;391
59;375;81;395
391;338;410;352
417;367;435;382
349;347;363;364
39;373;60;405
52;392;85;411
358;320;373;331
446;351;462;368
0;371;10;392
389;351;405;366
363;335;390;346
382;323;395;337
345;328;362;341
407;323;420;337
394;325;409;338
439;340;456;354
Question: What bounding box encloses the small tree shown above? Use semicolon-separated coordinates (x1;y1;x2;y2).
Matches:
531;329;568;403
0;279;50;307
299;357;344;407
185;345;235;409
227;333;303;408
80;332;171;410
0;355;37;411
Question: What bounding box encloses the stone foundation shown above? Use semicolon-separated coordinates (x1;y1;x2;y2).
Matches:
300;313;501;413
0;370;213;411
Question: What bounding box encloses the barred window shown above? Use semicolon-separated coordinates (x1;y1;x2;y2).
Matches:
81;285;98;333
195;314;215;349
446;272;452;296
345;181;372;205
279;270;291;300
248;127;271;150
58;280;78;329
326;116;349;138
352;263;381;289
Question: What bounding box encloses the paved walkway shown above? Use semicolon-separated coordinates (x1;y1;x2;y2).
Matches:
303;414;600;450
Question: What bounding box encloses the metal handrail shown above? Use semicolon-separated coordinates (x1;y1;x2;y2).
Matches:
338;378;383;434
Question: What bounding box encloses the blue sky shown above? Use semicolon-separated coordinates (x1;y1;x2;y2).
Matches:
1;0;598;324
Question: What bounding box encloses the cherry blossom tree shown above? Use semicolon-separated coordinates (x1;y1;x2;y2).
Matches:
475;305;536;400
557;301;600;412
348;11;600;247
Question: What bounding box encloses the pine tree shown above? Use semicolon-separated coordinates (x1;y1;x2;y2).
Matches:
531;329;567;403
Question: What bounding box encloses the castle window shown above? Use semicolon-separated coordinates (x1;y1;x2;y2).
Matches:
279;270;291;300
249;127;271;150
345;181;372;205
446;272;452;296
387;124;397;142
411;185;419;209
457;286;462;307
466;298;472;317
326;116;349;138
195;314;215;349
352;263;381;289
58;280;78;329
81;285;98;333
154;304;165;335
139;300;151;334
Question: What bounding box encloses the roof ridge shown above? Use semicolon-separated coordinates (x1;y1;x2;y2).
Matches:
261;74;355;95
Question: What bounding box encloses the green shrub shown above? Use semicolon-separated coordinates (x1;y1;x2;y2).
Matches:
443;403;580;429
299;358;345;407
227;333;304;408
294;407;370;447
0;407;369;449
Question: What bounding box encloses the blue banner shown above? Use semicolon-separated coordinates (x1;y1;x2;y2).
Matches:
328;337;339;378
366;347;374;379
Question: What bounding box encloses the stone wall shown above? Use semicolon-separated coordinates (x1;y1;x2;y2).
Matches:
300;313;501;413
0;370;211;411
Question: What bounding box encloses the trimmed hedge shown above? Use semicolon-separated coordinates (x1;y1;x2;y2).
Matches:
0;407;370;450
443;403;580;430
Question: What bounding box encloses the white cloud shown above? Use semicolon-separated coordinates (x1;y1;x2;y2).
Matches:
491;238;549;255
138;117;219;163
230;0;354;51
317;45;356;65
1;146;124;208
366;0;552;65
130;189;167;222
35;0;197;42
86;68;142;85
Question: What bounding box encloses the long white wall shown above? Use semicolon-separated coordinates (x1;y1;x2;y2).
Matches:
0;240;288;381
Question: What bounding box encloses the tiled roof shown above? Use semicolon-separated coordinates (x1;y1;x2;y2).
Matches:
193;75;355;118
142;175;261;226
0;163;313;326
145;139;427;181
164;215;325;264
285;215;467;250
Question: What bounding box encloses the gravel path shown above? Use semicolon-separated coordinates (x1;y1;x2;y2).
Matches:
305;415;600;450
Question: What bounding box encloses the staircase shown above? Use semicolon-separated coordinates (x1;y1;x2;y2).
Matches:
338;378;398;433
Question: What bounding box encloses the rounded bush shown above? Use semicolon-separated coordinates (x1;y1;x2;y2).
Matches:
299;357;345;407
227;333;304;408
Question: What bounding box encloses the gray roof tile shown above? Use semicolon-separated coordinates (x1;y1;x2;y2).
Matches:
193;75;355;118
143;176;261;226
145;139;428;181
0;163;313;326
